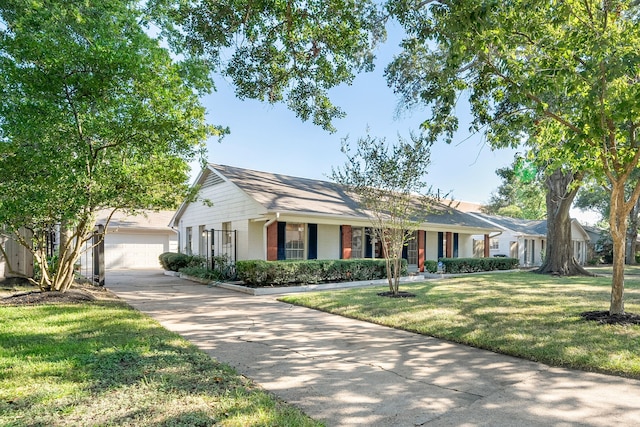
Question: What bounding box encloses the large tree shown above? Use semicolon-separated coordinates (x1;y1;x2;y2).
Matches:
385;0;640;315
331;133;438;296
147;0;385;132
0;0;215;291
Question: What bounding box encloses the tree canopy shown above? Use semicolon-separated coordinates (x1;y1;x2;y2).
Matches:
147;0;386;132
482;157;546;220
385;0;640;314
0;0;215;291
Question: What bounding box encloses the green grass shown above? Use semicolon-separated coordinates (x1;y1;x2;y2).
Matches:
280;272;640;378
0;297;322;426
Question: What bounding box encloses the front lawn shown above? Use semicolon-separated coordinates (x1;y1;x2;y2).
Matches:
0;292;321;427
280;272;640;378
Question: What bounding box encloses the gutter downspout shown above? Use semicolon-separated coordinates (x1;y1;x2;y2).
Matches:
263;213;279;260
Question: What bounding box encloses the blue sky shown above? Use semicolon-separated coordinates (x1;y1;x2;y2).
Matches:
195;23;521;205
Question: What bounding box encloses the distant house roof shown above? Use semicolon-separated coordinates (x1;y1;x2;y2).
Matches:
446;199;484;213
582;225;607;243
95;209;176;232
469;212;548;236
468;212;593;242
172;164;499;232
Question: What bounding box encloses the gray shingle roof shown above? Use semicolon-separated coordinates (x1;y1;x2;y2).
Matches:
95;209;176;231
211;164;496;230
469;212;548;236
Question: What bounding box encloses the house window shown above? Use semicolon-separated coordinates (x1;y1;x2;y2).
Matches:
490;238;500;250
351;227;364;259
285;223;305;260
407;231;418;265
186;227;193;255
222;221;232;245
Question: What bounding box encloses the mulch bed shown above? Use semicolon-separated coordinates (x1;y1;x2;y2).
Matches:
377;291;416;298
580;310;640;325
0;283;119;306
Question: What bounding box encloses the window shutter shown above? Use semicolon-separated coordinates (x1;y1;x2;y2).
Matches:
308;224;318;259
453;233;459;258
365;228;373;258
438;232;444;259
277;222;286;260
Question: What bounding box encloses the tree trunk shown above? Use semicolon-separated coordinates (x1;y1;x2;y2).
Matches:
536;169;591;275
610;182;628;315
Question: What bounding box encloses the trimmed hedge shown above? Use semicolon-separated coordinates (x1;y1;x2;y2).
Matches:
236;259;408;287
424;260;438;274
439;257;519;274
159;252;206;272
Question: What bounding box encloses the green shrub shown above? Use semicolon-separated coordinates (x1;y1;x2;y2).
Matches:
424;260;438;273
158;252;206;272
236;259;408;287
158;252;172;270
179;266;224;281
439;257;519;273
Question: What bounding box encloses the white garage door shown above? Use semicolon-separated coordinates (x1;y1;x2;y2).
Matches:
105;233;169;269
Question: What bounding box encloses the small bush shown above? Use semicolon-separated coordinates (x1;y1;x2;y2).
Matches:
236;259;408;287
179;266;224;281
158;252;206;272
424;260;438;273
439;257;519;274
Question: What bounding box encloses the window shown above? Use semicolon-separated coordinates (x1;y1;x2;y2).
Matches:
185;227;193;255
407;231;418;265
222;221;232;245
490;238;500;250
285;223;305;260
351;227;364;259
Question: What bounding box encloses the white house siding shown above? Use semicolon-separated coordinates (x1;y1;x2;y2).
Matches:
425;231;439;260
177;179;265;256
458;234;474;258
247;220;265;260
317;224;341;259
571;221;588;264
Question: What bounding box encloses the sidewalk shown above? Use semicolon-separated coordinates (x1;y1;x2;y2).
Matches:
107;270;640;426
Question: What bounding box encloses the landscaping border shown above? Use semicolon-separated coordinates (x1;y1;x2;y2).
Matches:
169;269;521;295
176;272;428;295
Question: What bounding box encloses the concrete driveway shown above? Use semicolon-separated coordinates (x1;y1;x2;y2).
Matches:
106;270;640;427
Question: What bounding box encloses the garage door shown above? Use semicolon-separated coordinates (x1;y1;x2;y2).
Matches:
105;233;169;269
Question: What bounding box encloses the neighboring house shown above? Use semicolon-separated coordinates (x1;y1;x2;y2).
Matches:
170;164;500;272
582;225;607;263
467;212;591;267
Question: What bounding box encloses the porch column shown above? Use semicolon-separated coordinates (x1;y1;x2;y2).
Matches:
341;225;352;259
445;231;453;258
418;230;426;272
484;234;490;258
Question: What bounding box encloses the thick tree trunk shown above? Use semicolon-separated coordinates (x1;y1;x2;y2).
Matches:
536;169;591;276
610;182;628;315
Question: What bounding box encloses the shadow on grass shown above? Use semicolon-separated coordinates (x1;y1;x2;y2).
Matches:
0;300;317;426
